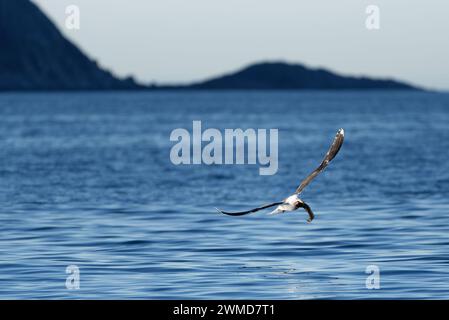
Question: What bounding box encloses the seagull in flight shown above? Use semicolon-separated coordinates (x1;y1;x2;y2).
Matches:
216;128;344;223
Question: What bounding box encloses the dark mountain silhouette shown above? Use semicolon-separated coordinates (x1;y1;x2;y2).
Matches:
185;62;418;90
0;0;142;91
0;1;419;91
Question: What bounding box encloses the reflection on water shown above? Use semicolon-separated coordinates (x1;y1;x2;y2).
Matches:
0;91;449;299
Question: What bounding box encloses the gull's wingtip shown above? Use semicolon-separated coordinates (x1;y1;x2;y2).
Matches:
338;128;344;136
214;207;223;214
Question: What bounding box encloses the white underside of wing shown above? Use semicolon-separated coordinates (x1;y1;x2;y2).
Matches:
269;203;296;215
269;194;301;215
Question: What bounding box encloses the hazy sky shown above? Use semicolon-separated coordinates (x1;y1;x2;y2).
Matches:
33;0;449;90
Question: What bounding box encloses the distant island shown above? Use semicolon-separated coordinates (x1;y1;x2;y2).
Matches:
170;62;417;90
0;0;419;91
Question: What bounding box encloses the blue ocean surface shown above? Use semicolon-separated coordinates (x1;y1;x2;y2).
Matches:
1;91;449;299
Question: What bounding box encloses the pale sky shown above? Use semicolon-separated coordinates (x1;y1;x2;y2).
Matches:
33;0;449;90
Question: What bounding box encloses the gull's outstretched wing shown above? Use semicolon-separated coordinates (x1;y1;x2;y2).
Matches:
299;202;315;223
295;128;344;194
216;202;283;216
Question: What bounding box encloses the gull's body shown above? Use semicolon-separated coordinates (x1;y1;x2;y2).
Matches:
272;194;300;213
216;128;345;223
268;193;315;222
